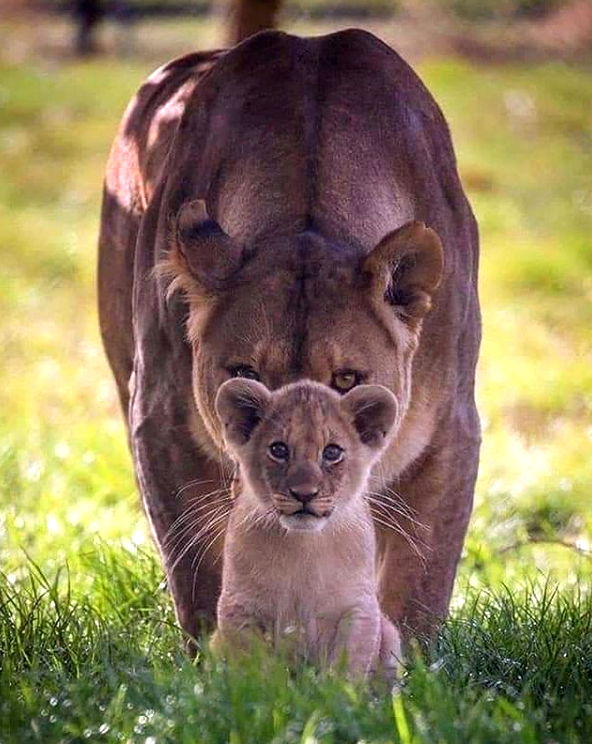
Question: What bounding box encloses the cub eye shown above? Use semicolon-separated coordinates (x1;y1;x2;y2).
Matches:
331;370;360;393
229;365;260;381
269;441;290;462
322;444;344;464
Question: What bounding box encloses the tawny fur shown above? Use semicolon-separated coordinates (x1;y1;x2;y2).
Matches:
212;379;401;677
98;29;481;647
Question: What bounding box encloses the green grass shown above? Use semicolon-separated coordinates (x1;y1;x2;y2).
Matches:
1;17;591;743
2;552;591;742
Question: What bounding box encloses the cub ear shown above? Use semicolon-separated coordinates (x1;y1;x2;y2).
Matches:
215;379;271;448
363;221;443;322
341;385;398;450
164;199;244;295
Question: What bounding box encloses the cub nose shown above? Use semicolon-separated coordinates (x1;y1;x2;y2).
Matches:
289;487;319;505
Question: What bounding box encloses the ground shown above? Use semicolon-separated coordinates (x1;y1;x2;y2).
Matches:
0;15;591;744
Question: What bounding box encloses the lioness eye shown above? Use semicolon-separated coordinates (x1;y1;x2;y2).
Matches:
331;370;360;393
322;444;344;464
229;365;260;381
269;442;290;462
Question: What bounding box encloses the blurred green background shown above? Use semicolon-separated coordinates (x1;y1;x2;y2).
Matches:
2;2;590;589
1;3;591;741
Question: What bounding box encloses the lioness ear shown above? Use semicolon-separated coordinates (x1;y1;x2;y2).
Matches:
341;385;398;450
215;379;271;447
168;199;243;293
363;221;443;321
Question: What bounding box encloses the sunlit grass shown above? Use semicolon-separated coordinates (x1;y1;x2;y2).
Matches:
1;18;591;742
421;57;592;584
2;550;590;742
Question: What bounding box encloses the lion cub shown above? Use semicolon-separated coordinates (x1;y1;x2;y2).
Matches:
213;378;401;677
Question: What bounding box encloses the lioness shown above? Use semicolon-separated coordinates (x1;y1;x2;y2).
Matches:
98;29;480;647
213;378;400;676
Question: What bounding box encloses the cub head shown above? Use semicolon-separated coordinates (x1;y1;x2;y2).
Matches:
161;199;443;461
215;378;398;533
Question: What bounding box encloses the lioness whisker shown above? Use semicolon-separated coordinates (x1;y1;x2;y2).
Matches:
166;505;230;574
365;489;427;531
174;504;230;550
369;466;419;513
365;498;429;554
366;501;408;534
365;497;428;554
375;482;419;516
366;501;424;535
164;505;228;557
168;515;227;582
162;493;231;546
170;491;231;524
165;486;230;522
172;478;218;500
370;513;426;564
365;493;414;523
173;483;227;506
183;486;229;502
191;523;228;603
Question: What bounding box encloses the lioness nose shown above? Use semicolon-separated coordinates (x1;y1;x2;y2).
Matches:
289;487;319;504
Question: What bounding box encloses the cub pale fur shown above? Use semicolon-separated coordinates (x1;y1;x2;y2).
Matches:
213;378;401;677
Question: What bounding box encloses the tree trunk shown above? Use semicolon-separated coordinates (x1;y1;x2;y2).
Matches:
73;0;104;56
224;0;281;46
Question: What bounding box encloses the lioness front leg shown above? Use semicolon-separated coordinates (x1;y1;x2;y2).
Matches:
377;409;480;642
131;345;228;648
128;247;233;651
331;604;381;678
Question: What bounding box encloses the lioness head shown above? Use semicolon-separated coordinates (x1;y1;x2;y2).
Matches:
215;378;398;533
162;200;442;462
